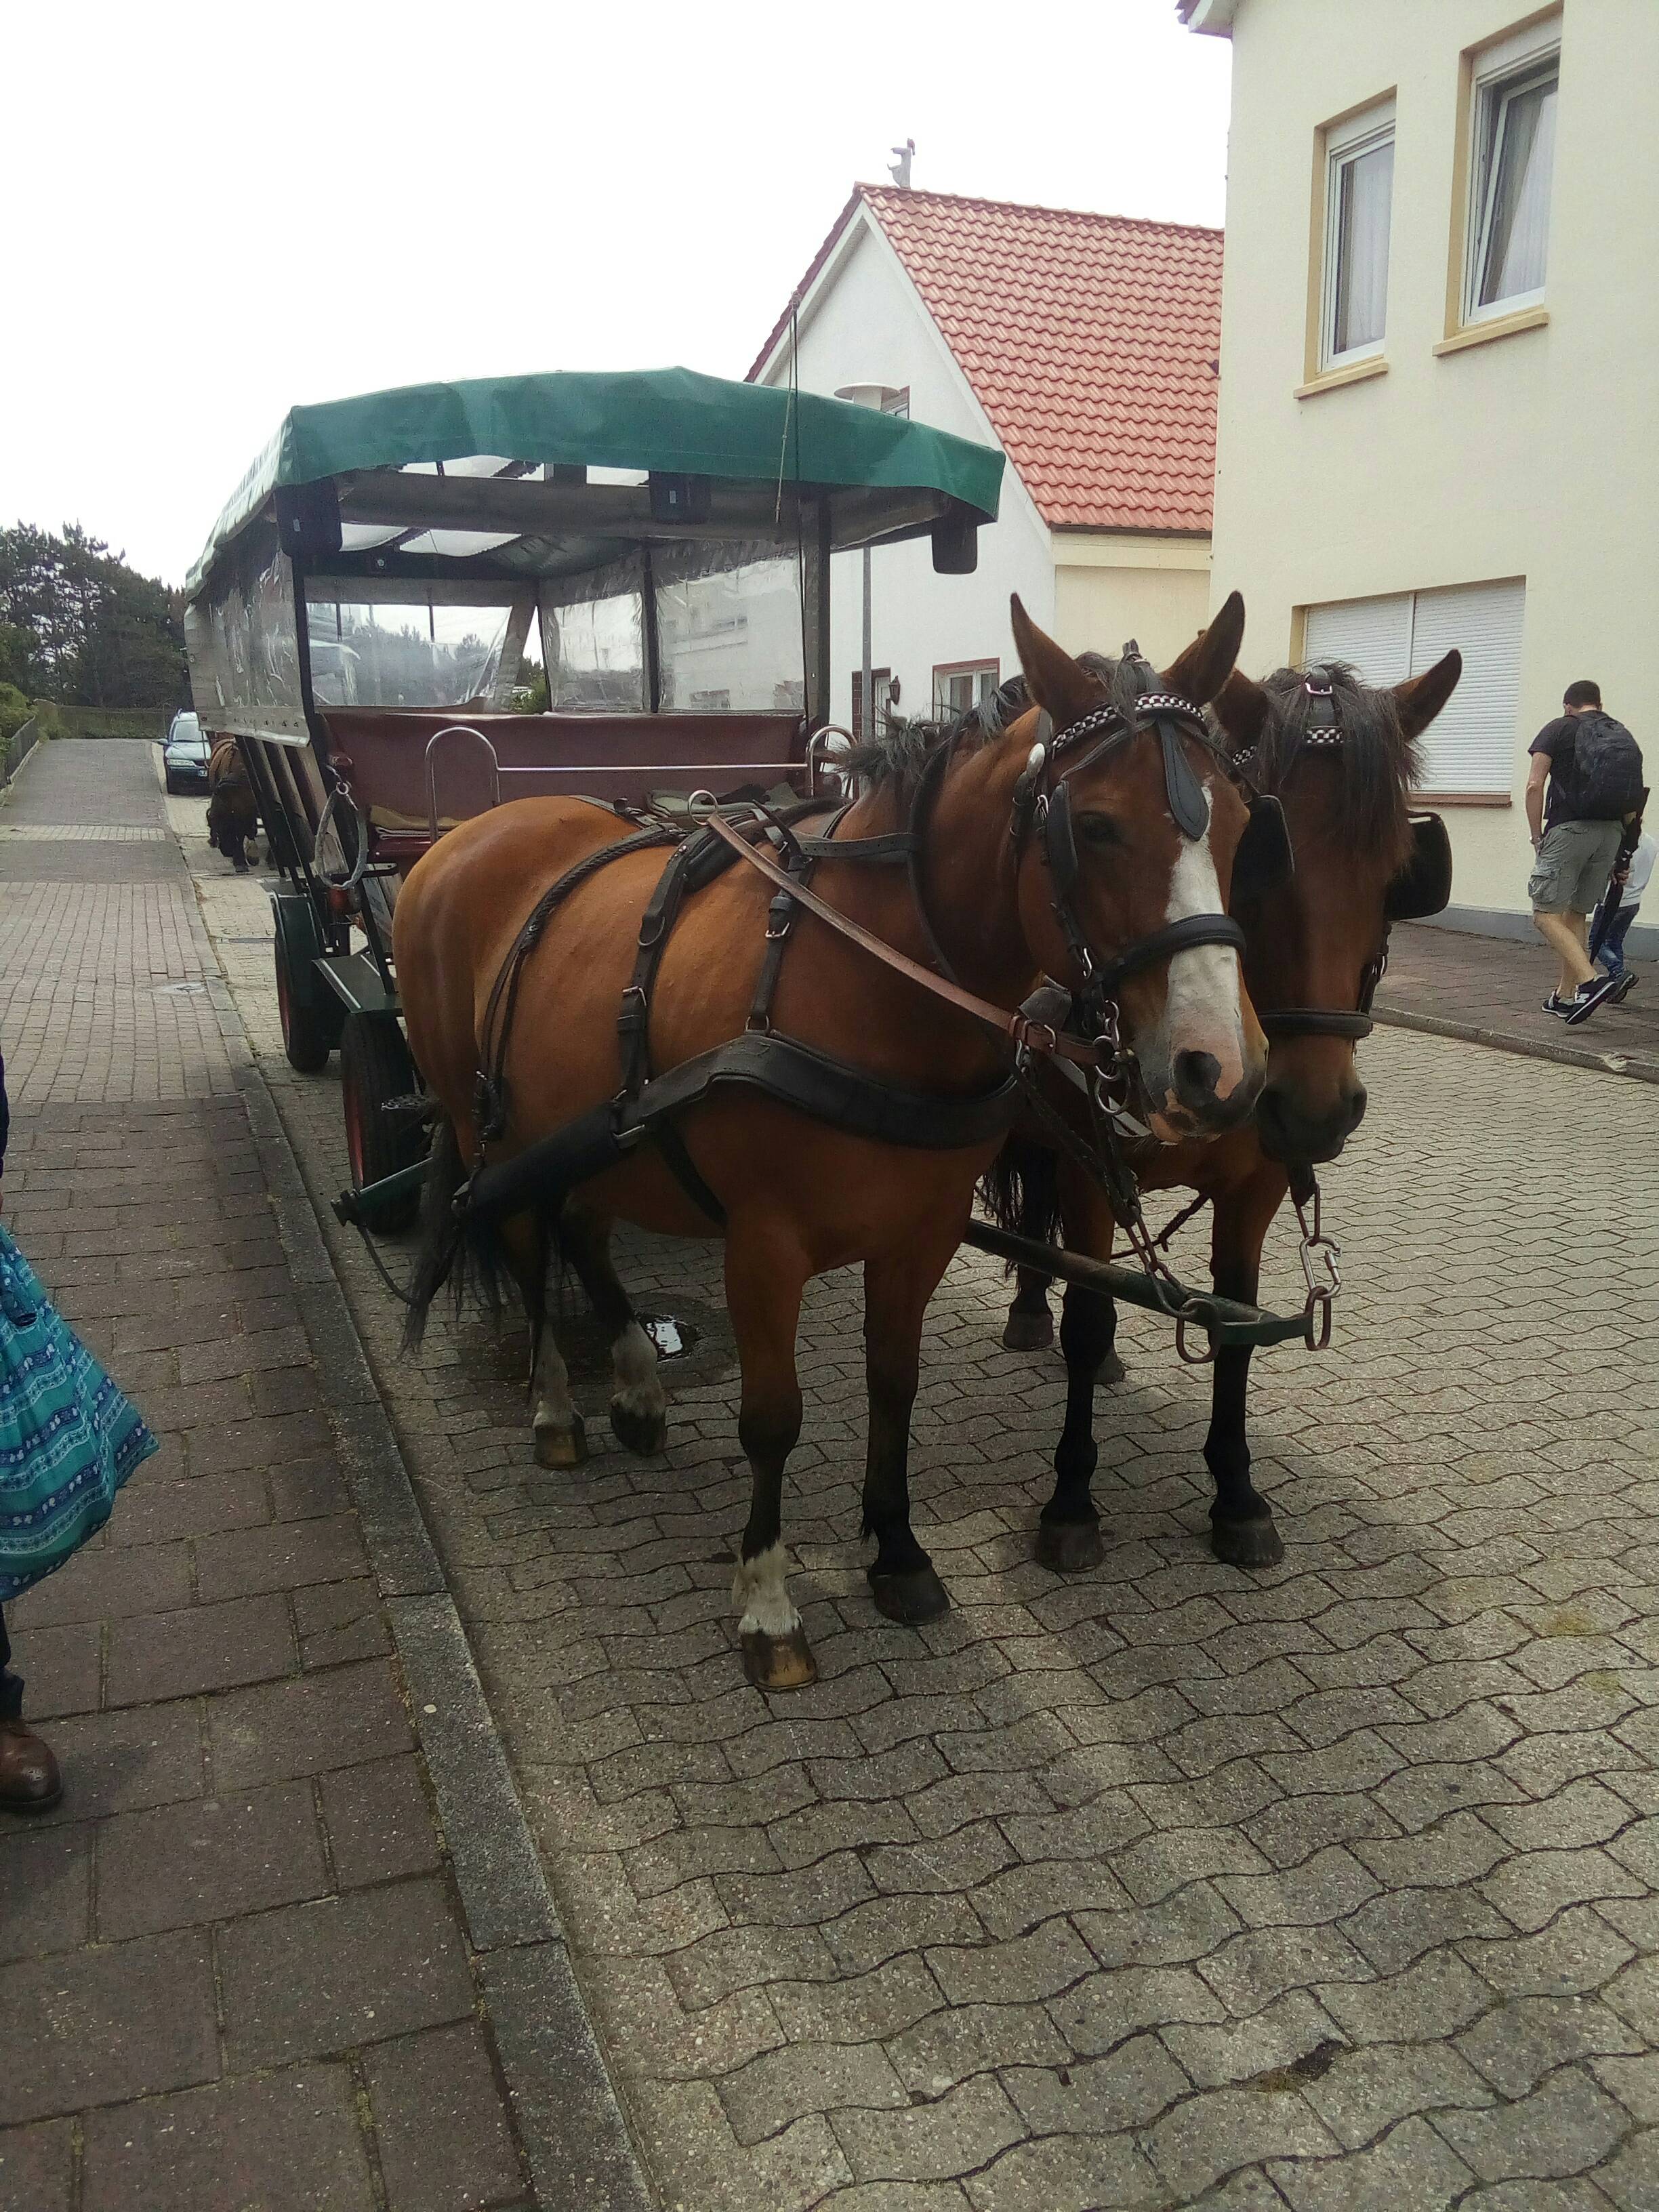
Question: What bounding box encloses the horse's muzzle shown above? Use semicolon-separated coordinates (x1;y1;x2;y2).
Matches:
1255;1079;1368;1165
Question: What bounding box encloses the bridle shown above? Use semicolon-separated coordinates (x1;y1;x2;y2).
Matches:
1007;647;1247;1050
1224;675;1385;1044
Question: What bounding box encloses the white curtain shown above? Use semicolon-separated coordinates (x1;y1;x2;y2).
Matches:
1334;139;1393;354
1479;75;1557;306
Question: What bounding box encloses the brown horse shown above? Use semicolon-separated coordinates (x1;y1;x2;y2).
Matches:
988;652;1461;1572
207;737;258;871
395;597;1267;1688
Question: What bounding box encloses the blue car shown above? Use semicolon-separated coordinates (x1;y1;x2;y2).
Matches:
163;711;210;794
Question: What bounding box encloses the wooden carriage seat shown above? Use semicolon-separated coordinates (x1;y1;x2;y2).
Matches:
319;708;808;863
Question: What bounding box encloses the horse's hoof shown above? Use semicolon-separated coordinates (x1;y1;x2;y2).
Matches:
1002;1310;1053;1353
1036;1518;1104;1574
868;1564;951;1625
609;1399;667;1456
1212;1514;1284;1569
741;1625;817;1690
534;1412;588;1469
1101;1352;1126;1387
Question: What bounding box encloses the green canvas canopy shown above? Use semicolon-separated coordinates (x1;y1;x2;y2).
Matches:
187;365;1004;598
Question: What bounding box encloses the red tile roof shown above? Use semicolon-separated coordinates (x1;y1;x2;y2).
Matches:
750;185;1223;537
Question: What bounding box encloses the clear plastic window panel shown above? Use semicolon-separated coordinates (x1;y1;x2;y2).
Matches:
304;583;518;709
655;542;806;714
539;554;646;714
189;524;304;725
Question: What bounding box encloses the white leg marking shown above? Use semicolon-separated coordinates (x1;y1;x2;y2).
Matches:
733;1542;800;1636
531;1319;578;1440
611;1318;665;1420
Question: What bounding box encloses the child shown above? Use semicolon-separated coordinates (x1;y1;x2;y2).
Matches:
1593;825;1654;1001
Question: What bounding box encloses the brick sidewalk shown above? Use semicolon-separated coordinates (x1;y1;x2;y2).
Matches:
0;744;640;2212
1378;923;1658;1083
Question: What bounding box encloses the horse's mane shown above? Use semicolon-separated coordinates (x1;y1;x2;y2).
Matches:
848;651;1201;788
1242;662;1422;869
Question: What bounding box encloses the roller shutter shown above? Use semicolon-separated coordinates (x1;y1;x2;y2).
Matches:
1302;577;1525;794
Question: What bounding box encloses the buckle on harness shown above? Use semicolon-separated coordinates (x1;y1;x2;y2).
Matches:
617;985;648;1032
765;890;796;942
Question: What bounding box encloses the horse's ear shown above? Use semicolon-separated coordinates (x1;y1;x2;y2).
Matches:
1009;594;1104;726
1211;668;1271;756
1162;590;1246;708
1393;649;1462;739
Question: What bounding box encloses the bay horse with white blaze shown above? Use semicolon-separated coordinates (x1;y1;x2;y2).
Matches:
394;598;1267;1689
987;653;1460;1572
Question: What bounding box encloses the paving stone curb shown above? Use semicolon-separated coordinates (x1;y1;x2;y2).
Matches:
1373;1002;1659;1084
234;1061;657;2212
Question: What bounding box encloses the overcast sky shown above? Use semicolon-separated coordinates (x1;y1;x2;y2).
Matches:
3;1;1229;588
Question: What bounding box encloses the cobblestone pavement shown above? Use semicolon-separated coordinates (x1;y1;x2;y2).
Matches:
186;783;1659;2211
0;743;556;2212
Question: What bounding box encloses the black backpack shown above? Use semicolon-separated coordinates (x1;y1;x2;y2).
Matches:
1569;713;1644;820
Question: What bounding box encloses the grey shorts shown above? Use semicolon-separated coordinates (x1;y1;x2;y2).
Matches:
1530;818;1623;915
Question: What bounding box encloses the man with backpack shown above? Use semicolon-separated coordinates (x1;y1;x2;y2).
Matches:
1527;679;1644;1025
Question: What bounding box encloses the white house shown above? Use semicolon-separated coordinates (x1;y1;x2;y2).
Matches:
749;184;1224;732
1184;0;1659;943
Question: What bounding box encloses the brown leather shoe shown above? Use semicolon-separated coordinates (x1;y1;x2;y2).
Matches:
0;1715;63;1812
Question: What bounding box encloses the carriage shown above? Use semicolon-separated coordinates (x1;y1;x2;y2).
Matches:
182;365;1002;1218
182;364;1322;1353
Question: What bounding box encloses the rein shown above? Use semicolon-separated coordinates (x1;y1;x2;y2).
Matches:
699;811;1100;1069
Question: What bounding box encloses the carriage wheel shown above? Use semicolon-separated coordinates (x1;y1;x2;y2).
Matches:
340;1012;424;1233
273;925;335;1073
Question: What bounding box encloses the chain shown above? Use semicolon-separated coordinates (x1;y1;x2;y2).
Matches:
1291;1171;1342;1349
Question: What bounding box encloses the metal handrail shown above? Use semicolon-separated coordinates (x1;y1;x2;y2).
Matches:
421;718;835;839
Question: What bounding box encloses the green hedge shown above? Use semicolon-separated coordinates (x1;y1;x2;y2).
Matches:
47;703;173;739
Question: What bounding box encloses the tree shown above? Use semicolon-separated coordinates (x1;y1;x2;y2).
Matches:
0;524;188;708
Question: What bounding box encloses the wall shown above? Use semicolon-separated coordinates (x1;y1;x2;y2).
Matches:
1053;537;1213;667
1210;0;1659;918
760;216;1057;726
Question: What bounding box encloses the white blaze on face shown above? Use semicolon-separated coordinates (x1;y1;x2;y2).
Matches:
1153;783;1251;1115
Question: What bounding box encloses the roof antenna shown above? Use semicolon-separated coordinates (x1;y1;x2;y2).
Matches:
888;138;915;189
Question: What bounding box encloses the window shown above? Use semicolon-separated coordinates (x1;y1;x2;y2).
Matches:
933;661;999;717
1465;26;1559;321
1303;577;1526;797
850;667;893;741
1322;102;1395;368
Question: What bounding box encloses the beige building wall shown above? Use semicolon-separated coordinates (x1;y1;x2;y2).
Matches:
1209;0;1659;919
1052;536;1212;666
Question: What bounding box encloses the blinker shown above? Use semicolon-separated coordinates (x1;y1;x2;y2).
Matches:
1385;813;1453;921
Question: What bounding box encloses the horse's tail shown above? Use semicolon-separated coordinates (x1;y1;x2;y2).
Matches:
978;1130;1061;1258
402;1116;520;1350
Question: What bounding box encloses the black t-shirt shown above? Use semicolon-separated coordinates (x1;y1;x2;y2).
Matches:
1530;716;1592;827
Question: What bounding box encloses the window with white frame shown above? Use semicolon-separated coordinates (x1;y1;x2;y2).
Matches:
1465;22;1560;322
933;661;998;717
1322;100;1396;369
1303;578;1526;796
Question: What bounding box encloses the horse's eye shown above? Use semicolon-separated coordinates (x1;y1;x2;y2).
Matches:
1076;812;1121;846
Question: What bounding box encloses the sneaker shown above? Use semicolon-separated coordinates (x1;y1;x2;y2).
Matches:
1612;969;1639;1003
1542;991;1572;1017
1564;972;1622;1026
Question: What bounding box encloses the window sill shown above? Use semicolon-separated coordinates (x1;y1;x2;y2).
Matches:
1433;305;1549;356
1410;791;1513;807
1294;356;1389;400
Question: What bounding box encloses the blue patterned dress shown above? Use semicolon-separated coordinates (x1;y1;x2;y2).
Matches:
0;1059;156;1603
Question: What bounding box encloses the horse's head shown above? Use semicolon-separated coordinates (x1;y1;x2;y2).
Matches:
1210;653;1461;1165
1006;594;1265;1143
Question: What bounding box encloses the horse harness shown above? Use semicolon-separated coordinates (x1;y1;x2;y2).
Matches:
457;663;1244;1245
1225;676;1385;1044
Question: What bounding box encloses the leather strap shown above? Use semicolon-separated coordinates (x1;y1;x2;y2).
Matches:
701;809;1102;1069
1090;912;1248;997
1258;1008;1375;1041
